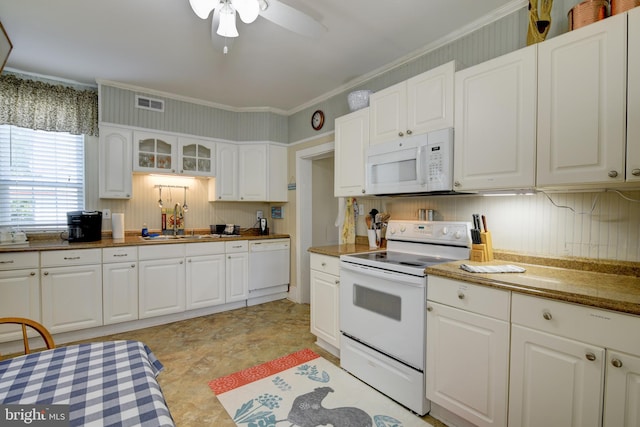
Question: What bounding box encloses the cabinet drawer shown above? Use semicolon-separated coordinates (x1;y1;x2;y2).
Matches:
139;244;185;260
428;276;510;321
186;242;225;256
310;254;340;276
225;240;248;253
41;249;101;267
0;252;39;270
103;246;138;263
512;293;640;355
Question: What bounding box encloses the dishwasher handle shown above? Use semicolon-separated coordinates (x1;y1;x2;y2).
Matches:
249;241;290;252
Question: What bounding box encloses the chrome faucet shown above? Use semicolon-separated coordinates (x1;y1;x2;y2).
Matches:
173;203;180;236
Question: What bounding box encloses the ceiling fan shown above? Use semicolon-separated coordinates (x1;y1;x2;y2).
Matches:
189;0;326;53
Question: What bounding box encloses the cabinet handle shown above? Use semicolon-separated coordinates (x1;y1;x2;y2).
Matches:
632;168;640;176
30;272;36;276
0;260;14;264
64;256;81;260
113;254;128;257
585;353;596;361
406;129;412;135
457;292;465;300
611;358;623;368
608;170;619;178
427;305;433;312
398;131;404;137
542;311;552;320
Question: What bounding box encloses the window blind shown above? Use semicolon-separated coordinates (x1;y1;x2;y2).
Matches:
0;125;85;229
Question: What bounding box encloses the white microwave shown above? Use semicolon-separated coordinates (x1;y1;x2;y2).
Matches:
365;128;454;196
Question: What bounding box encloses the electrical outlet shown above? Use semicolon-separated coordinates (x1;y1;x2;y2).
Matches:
102;209;111;220
256;210;263;220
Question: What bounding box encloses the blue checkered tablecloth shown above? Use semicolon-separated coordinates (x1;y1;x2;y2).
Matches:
0;340;175;426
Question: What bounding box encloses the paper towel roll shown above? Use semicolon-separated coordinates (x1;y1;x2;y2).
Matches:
112;213;125;239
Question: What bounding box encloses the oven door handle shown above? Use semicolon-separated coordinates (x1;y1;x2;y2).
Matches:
339;261;426;286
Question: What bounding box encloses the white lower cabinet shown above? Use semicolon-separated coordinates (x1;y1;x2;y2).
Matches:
40;249;103;334
138;244;186;318
225;241;248;303
102;246;138;325
309;253;341;353
509;293;640;427
426;277;510;427
0;252;40;342
186;242;226;309
509;324;605;427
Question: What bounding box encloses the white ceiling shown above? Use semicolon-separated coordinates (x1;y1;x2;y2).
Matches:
1;0;524;113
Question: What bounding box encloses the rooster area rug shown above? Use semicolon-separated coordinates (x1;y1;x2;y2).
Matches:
208;348;433;427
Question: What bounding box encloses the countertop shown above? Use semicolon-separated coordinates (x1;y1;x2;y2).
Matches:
307;243;640;317
0;233;290;253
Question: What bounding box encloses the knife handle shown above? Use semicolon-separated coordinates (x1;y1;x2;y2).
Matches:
482;215;488;232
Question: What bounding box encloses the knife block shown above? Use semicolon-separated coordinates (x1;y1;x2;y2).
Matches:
470;231;494;262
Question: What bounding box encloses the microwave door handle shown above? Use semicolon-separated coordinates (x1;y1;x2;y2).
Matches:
416;145;425;185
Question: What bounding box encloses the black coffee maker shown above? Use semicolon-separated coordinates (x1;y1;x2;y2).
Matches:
67;210;102;242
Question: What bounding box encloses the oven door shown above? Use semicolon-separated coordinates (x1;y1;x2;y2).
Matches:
339;261;426;370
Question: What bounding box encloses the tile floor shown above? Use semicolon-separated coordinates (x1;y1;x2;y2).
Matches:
79;299;447;426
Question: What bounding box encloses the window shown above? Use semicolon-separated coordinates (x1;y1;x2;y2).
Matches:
0;125;85;229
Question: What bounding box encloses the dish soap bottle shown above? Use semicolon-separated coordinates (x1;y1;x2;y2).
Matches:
141;223;149;237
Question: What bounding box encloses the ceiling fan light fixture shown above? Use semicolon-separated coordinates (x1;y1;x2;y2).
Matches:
189;0;217;19
234;0;260;23
217;2;239;37
258;0;268;12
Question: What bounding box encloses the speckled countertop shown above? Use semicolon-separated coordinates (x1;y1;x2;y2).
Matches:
307;244;640;317
0;231;290;253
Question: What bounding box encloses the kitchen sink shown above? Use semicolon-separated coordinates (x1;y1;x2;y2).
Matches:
139;234;224;241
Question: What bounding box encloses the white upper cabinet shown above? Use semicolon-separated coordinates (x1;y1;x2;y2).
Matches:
627;7;640;184
99;125;133;199
536;13;627;187
177;136;215;177
210;143;287;202
454;45;537;191
334;107;369;197
133;131;178;174
369;61;455;145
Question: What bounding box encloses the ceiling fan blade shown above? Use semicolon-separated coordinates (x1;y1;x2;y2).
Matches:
260;0;326;38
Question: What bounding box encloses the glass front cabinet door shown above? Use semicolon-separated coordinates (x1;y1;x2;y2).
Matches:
178;137;216;177
133;131;178;173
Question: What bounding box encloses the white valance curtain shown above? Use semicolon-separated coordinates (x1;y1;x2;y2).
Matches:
0;73;98;137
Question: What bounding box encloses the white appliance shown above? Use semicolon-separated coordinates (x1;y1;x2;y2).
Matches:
365;128;454;196
339;219;471;415
248;238;290;306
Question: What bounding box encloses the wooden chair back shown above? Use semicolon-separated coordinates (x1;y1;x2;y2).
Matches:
0;317;55;355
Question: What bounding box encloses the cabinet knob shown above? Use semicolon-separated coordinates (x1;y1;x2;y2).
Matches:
43;271;49;276
542;311;552;320
398;131;404;137
361;189;366;194
406;129;412;135
30;272;36;276
457;292;465;300
427;305;433;312
131;264;135;268
454;181;461;187
179;260;184;264
321;262;326;267
611;358;623;368
608;170;619;178
585;352;596;361
632;168;640;176
335;280;340;285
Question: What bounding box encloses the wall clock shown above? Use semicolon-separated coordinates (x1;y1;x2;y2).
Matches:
311;110;325;131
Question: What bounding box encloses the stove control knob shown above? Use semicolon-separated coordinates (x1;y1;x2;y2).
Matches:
454;230;462;239
388;226;396;235
441;227;448;235
399;225;406;233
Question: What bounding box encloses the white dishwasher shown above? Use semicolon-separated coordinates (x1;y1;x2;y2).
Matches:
248;238;290;306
